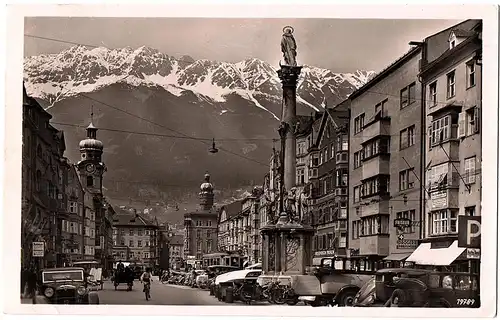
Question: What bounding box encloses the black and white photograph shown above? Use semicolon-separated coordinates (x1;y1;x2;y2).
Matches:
2;2;498;319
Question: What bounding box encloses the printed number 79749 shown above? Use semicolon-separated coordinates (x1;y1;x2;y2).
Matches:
456;298;475;306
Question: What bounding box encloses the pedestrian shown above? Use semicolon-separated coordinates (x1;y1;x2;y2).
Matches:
21;267;28;297
26;267;37;298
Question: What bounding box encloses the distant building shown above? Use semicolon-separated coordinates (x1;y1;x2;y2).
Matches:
183;173;218;260
112;211;159;266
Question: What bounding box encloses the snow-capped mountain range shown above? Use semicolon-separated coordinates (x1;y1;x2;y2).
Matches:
24;45;375;118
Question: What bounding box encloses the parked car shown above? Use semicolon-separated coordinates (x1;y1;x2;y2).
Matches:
293;257;371;307
34;267;99;304
353;268;480;308
214;269;262;303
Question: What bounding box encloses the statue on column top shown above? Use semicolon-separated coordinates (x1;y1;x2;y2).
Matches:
281;26;297;67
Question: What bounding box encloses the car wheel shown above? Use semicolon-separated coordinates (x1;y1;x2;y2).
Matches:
337;291;357;307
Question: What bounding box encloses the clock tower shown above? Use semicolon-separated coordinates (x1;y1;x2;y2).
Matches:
77;118;105;195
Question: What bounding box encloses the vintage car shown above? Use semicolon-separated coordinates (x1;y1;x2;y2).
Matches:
214;269;262;303
34;267;99;304
292;257;371;307
353;268;480;308
206;265;240;295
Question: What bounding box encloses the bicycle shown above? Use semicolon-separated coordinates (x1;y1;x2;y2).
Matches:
142;281;151;300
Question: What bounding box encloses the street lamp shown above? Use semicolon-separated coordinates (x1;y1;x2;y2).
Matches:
209;138;218;154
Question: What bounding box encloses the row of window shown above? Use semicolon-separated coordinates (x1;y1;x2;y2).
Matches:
196;240;213;253
311;203;348;225
353;175;390;202
115;228;154;236
118;239;152;247
352;215;390;238
195;220;213;227
429;61;476;107
428;108;480;148
427;156;477;188
313;232;347;250
353;137;391;168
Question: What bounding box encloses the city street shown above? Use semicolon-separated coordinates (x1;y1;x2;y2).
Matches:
98;277;272;306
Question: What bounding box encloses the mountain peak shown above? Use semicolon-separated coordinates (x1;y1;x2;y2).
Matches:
24;45;374;113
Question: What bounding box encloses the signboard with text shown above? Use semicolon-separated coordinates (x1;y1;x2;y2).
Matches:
396;239;418;249
314;250;335;257
32;241;45;257
458;216;481;248
466;248;480;259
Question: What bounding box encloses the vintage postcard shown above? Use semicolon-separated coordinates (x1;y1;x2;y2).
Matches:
2;2;498;319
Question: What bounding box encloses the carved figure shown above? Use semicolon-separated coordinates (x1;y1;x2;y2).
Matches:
281;26;297;66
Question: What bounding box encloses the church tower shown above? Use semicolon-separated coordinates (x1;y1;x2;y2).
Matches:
77;109;105;195
199;172;214;211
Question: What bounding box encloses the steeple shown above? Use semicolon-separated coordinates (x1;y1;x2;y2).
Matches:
86;105;98;139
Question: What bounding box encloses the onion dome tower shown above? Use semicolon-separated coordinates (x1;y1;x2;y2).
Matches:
199;172;214;211
77;106;105;194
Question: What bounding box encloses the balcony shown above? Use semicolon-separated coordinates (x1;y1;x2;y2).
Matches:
362;118;391;144
335;151;348;166
428;137;460;163
362;157;390;180
360;235;389;256
428;189;459;211
427;171;461;192
359;201;390;218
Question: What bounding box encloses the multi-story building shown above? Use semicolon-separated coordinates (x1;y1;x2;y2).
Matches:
348;44;424;271
21;83;66;269
184;173;218;260
59;163;85;263
217;200;242;252
308;104;350;263
112;210;159;266
407;20;482;273
83;190;97;260
168;235;184;269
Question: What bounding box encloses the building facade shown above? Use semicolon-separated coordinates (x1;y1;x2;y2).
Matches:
348;45;424;271
184;173;218;260
21;84;66;269
410;20;482;273
308;105;350;263
112;211;159;265
59;163;86;263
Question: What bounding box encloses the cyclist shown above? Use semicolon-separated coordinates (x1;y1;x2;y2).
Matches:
140;267;153;299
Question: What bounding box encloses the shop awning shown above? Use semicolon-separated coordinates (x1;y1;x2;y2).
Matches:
406;240;465;266
383;252;412;261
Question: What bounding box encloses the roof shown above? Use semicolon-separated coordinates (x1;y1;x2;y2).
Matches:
219;200;243;222
349;46;421;100
112;212;157;227
295;115;315;136
451;28;476;38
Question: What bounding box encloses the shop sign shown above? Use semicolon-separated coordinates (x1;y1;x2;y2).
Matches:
458;216;481;248
396;239;418;249
314;250;335;257
32;241;45;257
466;248;480;259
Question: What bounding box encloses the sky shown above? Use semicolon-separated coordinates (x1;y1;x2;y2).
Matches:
24;17;461;73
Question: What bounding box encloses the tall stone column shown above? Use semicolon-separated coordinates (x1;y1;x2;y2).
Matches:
278;66;302;192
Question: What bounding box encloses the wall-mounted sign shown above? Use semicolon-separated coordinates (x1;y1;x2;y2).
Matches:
466;248;480;259
314;250;335;257
458;216;481;248
431;190;447;210
394;218;412;228
32;241;45;257
396;239;418;249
